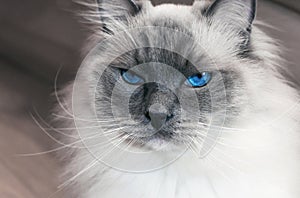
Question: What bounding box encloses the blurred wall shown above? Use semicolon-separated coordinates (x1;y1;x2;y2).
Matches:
273;0;300;12
0;0;85;82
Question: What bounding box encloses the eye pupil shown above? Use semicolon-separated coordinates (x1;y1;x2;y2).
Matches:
121;69;144;84
186;72;211;88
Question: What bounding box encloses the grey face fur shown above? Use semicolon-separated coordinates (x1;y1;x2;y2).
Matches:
85;0;255;148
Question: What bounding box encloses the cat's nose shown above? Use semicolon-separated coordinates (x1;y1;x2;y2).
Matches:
146;103;170;130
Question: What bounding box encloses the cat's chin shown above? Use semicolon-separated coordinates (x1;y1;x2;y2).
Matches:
130;135;184;152
143;138;174;151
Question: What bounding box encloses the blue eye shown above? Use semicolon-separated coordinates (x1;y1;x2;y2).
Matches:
186;72;211;88
121;69;144;85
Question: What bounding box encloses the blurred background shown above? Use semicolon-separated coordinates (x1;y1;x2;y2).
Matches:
0;0;299;197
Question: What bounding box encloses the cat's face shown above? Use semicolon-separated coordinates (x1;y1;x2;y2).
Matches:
79;0;257;151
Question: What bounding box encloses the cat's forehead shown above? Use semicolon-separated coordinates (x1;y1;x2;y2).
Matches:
110;47;214;76
128;3;234;64
142;2;207;29
107;26;224;73
146;1;210;19
147;3;194;19
133;1;249;62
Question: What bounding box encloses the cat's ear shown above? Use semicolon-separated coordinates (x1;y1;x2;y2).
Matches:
205;0;256;32
96;0;144;34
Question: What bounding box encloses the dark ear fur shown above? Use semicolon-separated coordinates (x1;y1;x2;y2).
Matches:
205;0;257;32
97;0;142;34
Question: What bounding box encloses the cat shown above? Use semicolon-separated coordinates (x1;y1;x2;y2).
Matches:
55;0;300;197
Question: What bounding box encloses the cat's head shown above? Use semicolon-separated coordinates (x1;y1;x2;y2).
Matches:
75;0;262;153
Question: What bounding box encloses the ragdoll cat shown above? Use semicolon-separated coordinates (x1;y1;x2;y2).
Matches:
56;0;300;197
